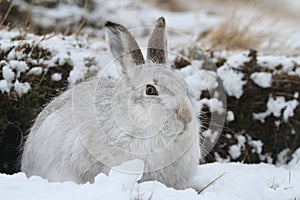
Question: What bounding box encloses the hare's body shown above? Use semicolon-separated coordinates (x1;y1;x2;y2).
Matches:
21;18;200;189
22;79;114;183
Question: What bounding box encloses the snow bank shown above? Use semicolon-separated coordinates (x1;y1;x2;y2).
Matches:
1;159;300;200
191;162;300;200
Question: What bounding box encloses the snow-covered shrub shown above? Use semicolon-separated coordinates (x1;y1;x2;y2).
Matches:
174;47;300;164
0;30;100;174
219;50;300;164
1;0;300;173
0;0;99;35
1;27;299;174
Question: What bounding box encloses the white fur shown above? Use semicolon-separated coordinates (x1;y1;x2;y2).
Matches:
21;19;201;189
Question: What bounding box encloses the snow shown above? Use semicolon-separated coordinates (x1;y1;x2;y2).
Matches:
214;52;252;99
226;111;235;122
236;135;246;146
217;66;246;99
214;152;230;163
14;80;31;97
249;140;263;154
28;67;43;76
228;135;246;160
257;56;294;72
32;4;85;28
180;65;219;99
35;35;105;86
2;65;15;81
296;68;300;77
9;60;28;71
0;30;110;94
277;149;291;166
1;0;300;199
225;53;251;69
283;100;299;122
250;72;272;88
199;98;225;115
1;159;300;200
0;79;10;93
228;145;242;160
51;73;62;82
253;96;299;123
6;48;16;60
9;60;28;78
288;148;300;169
202;129;220;144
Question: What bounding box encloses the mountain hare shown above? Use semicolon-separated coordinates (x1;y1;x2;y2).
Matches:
21;17;201;189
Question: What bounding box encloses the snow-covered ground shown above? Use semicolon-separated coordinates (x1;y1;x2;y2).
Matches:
1;0;300;199
1;153;300;200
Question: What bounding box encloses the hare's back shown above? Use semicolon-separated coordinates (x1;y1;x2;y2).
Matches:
21;77;116;180
31;77;116;133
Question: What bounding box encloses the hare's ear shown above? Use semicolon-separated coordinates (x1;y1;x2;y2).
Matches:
147;17;167;64
105;21;145;72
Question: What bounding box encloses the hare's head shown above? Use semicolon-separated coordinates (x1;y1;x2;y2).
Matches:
105;17;199;138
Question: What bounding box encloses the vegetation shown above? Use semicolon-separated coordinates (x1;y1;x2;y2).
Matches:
0;35;72;174
0;0;299;175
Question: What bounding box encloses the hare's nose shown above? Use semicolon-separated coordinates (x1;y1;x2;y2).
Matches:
175;106;192;124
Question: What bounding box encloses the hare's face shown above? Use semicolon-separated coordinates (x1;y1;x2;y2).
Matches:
122;64;197;137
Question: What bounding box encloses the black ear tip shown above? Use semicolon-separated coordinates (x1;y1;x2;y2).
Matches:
157;16;165;22
104;21;126;32
104;21;116;27
156;17;165;27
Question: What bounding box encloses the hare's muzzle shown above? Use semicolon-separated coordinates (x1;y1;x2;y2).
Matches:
175;106;192;124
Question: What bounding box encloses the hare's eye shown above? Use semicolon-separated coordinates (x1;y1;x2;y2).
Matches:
146;85;158;96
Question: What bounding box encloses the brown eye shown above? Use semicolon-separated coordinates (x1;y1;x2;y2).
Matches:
146;85;158;96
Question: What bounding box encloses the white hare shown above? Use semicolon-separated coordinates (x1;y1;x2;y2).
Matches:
21;17;200;189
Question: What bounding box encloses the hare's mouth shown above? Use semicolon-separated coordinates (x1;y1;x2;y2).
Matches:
177;120;191;136
181;122;188;133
